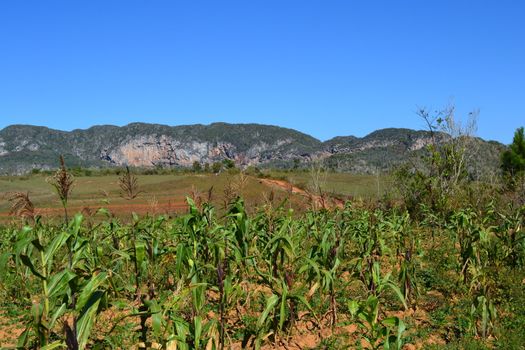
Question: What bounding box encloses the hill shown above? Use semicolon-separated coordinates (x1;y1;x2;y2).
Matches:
0;123;506;176
322;128;506;176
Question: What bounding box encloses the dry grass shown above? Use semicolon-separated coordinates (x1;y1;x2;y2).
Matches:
5;191;35;222
0;171;383;223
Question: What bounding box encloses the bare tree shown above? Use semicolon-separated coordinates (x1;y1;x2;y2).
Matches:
418;103;478;192
396;102;481;214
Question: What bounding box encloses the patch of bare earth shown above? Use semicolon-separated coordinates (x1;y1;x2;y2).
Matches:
258;178;344;209
0;313;24;348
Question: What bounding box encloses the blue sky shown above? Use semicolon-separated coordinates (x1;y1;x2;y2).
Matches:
0;1;523;144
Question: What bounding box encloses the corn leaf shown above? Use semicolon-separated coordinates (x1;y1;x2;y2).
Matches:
20;254;45;279
77;290;105;350
257;294;279;329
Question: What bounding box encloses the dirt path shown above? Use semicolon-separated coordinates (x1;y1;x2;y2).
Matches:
258;178;345;209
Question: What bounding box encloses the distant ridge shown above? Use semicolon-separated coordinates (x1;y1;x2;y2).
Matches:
0;122;506;176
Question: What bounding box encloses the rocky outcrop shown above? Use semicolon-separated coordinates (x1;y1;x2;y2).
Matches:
0;140;7;156
98;135;306;168
101;136;237;167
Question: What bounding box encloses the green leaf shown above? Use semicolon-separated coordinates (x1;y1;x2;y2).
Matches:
382;317;399;327
76;272;107;312
134;241;146;268
279;288;287;330
44;231;71;267
14;234;34;255
97;207;111;217
17;327;30;348
382;317;405;350
396;318;406;349
192;283;207;312
77;291;105;350
386;281;408;310
194;315;202;349
70;214;84;233
348;300;359;317
47;269;77;299
41;340;66;349
20;254;45;279
150;300;162;336
49;303;68;330
257;294;279;329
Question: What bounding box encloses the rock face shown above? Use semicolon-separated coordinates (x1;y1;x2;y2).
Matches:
0;122;505;176
101;137;238;167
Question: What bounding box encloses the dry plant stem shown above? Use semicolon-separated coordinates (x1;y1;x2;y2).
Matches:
207;185;214;202
6;191;35;223
47;155;74;224
190;185;203;209
119;166;142;200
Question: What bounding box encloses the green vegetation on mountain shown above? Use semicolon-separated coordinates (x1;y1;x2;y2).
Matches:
0;122;506;176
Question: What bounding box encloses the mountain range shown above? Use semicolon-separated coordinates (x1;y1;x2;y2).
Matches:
0;122;506;176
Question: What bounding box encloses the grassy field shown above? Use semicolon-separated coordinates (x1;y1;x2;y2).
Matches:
0;171;389;222
265;170;394;199
0;171;390;220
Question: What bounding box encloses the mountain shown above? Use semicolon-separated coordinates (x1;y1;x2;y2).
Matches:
0;123;506;176
0;123;322;174
322;128;506;175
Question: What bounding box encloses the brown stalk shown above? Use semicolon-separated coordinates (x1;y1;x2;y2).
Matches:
47;155;74;224
6;191;36;223
206;185;214;202
119;166;142;200
190;185;203;209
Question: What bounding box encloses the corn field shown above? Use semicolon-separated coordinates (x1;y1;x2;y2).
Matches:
0;196;524;349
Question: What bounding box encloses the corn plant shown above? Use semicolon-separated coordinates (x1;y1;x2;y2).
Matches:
252;218;317;348
348;296;406;350
384;211;420;308
495;205;525;267
13;215;107;349
1;175;524;350
347;209;391;296
253;274;316;349
302;211;344;327
448;206;503;338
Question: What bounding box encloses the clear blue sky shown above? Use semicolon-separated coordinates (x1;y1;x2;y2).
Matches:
0;1;523;144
